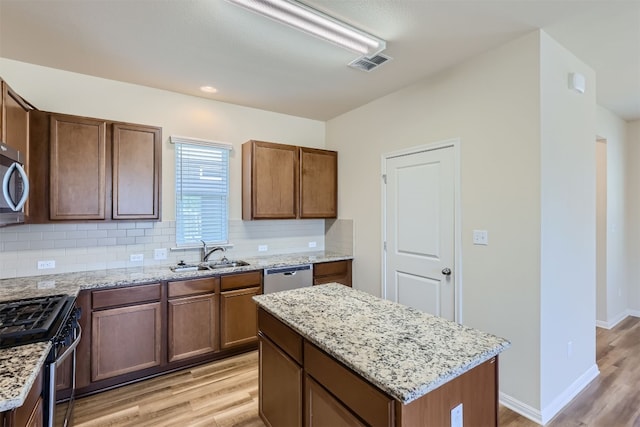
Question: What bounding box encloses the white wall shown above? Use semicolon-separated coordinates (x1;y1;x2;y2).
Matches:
595;140;607;322
327;31;544;412
539;32;597;418
628;120;640;314
595;106;630;326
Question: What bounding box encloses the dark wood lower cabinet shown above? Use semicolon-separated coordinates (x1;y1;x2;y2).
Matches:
306;376;365;427
259;334;302;427
168;293;218;362
220;286;260;349
1;369;43;427
91;301;162;381
313;260;352;287
75;271;263;397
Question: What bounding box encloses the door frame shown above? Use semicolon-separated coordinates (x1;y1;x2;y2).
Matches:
381;138;463;322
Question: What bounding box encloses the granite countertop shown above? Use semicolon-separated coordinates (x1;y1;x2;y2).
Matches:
0;251;351;412
253;284;510;404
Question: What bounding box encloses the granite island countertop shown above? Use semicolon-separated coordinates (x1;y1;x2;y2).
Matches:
0;251;352;412
253;284;510;404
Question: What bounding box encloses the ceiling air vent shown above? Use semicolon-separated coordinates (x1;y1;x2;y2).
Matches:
348;54;391;72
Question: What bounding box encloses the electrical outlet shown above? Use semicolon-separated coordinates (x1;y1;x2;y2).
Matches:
451;403;463;427
473;230;488;245
308;241;317;248
154;248;168;260
258;245;268;252
37;260;56;270
130;254;144;262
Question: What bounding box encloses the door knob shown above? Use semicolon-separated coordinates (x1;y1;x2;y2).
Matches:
442;268;452;276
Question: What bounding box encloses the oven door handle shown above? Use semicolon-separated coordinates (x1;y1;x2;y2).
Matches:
56;325;82;365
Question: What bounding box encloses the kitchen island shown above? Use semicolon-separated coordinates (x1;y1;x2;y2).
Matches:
254;284;510;426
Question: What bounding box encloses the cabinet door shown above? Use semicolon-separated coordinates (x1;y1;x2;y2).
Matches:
313;260;352;287
220;286;260;349
112;123;161;219
1;80;31;156
91;302;162;381
299;147;337;219
243;140;298;220
305;376;366;427
168;294;218;363
259;335;302;427
50;115;107;220
24;397;43;427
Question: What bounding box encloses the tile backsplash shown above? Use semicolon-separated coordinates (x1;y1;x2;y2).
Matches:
0;219;353;279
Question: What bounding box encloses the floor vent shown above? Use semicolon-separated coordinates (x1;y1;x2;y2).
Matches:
348;54;391;72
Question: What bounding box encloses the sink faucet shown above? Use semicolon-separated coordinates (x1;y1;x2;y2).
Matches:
201;240;227;263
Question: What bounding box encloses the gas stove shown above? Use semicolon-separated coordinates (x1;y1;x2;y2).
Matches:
0;294;76;349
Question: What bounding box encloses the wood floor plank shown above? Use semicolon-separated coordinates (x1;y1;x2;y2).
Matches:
73;317;640;426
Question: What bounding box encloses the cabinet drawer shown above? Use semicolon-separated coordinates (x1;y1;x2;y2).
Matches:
304;342;394;427
92;283;161;309
168;276;219;298
258;308;303;365
314;261;349;277
221;271;261;291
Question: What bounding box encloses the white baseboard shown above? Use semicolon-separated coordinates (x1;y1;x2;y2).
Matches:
597;310;640;329
499;364;600;426
499;392;543;425
539;364;600;424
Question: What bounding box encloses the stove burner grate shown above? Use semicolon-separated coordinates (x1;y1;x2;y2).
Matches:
0;295;68;340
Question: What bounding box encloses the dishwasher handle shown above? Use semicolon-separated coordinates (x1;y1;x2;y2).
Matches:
264;264;312;275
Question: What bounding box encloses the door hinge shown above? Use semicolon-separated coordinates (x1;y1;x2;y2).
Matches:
382;174;387;184
384;241;387;251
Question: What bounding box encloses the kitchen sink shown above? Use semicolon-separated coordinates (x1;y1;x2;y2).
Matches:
205;260;250;269
170;260;250;272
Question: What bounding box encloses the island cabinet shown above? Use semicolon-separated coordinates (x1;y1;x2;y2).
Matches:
220;271;262;350
242;140;337;220
0;369;43;427
167;276;219;363
257;306;500;427
27;111;161;223
313;260;352;287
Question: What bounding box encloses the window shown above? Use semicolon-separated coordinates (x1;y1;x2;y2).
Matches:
173;136;231;246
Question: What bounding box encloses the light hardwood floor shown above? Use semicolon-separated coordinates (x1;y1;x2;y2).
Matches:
72;316;640;426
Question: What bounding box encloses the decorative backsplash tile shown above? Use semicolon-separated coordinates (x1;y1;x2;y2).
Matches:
0;218;355;280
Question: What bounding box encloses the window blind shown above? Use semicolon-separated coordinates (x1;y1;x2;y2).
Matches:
174;140;230;246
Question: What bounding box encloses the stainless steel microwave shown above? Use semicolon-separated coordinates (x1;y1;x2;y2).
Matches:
0;142;29;226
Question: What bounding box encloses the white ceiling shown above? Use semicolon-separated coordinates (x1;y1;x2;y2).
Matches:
0;0;638;121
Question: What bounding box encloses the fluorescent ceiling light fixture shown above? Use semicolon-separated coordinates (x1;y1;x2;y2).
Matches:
226;0;386;57
200;85;218;93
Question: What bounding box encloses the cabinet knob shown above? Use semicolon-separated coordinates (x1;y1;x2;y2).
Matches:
441;268;452;276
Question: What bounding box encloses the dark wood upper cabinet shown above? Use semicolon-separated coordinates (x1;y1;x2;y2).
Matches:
0;79;32;156
50;115;108;220
112;123;161;220
243;140;298;220
33;113;161;222
242;140;337;220
299;147;337;219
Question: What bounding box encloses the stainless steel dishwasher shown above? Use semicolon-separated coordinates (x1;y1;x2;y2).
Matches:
263;264;313;294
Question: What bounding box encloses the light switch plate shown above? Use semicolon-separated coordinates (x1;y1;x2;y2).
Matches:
473;230;488;245
130;254;144;262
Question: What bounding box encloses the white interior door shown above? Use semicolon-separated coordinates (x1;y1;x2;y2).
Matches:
383;145;455;320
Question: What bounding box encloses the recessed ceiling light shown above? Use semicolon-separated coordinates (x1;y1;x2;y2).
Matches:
200;86;218;94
